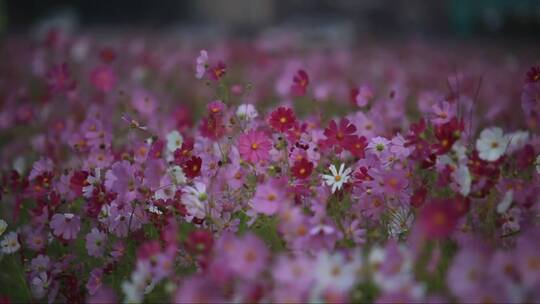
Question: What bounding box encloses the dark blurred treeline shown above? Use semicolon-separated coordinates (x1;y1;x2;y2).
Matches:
1;0;540;38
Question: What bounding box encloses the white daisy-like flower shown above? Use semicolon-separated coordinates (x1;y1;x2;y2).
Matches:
506;130;529;154
167;165;186;185
497;190;513;214
452;164;471;196
1;231;20;254
0;219;6;237
165;130;183;153
182;182;208;220
476;127;509;162
321;163;352;193
236;104;258;121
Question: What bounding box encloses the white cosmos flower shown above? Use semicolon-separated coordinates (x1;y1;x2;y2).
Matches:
168;165;186;185
182;182;208;220
497;190;513;214
313;251;358;294
236;104;258;121
452;164;471;196
0;219;6;237
321;163;352;193
506;130;529;154
476;127;509;162
165;130;183;153
1;231;20;254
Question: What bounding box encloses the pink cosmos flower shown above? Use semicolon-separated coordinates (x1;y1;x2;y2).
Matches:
238;130;272;163
86;268;104;295
251;179;287;215
431;101;456;125
228;233;269;280
195;50;208;79
85;228;107;257
50;213;81;240
90;66;117;93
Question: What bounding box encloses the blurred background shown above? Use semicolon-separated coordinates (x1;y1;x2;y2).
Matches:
1;0;540;41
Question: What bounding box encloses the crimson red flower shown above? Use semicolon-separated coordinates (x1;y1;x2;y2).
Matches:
322;118;357;152
69;170;89;196
200;115;226;140
291;158;314;179
148;140;164;159
99;47;116;63
291;69;309;96
418;200;459;239
526;65;540;83
46;63;76;94
174;137;194;163
182;156;202;178
517;144;536;169
344;135;367;158
210;61;226;81
432;117;464;155
184;229;214;256
410;187;427;208
269;107;296;132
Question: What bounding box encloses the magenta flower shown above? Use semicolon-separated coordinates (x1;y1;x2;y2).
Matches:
46;63;76;94
238;130;272;163
50;213;81;240
228;233;269;280
90;65;117;93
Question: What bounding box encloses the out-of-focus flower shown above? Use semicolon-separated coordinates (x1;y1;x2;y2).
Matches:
476;127;509;162
228;233;269;280
182;181;208;221
252;180;287;215
195;50;208;79
291;69;309;96
322;163;352;193
351;85;374;107
417;200;458;239
526;65;540;83
31;272;51;299
166;130;183;153
431;101;456;125
86;228;107;257
90;65;117;93
0;219;6;237
236;104;258;121
0;231;20;254
314;251;358;293
210;61;226;81
50;213;81;240
506;130;529;154
46;63;76;94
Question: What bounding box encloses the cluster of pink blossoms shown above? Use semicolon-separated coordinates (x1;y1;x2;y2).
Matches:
0;29;540;303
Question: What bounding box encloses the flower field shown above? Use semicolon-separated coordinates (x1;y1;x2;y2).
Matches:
0;30;540;303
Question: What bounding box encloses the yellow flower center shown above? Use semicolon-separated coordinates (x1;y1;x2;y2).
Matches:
335;175;341;181
251;143;258;150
